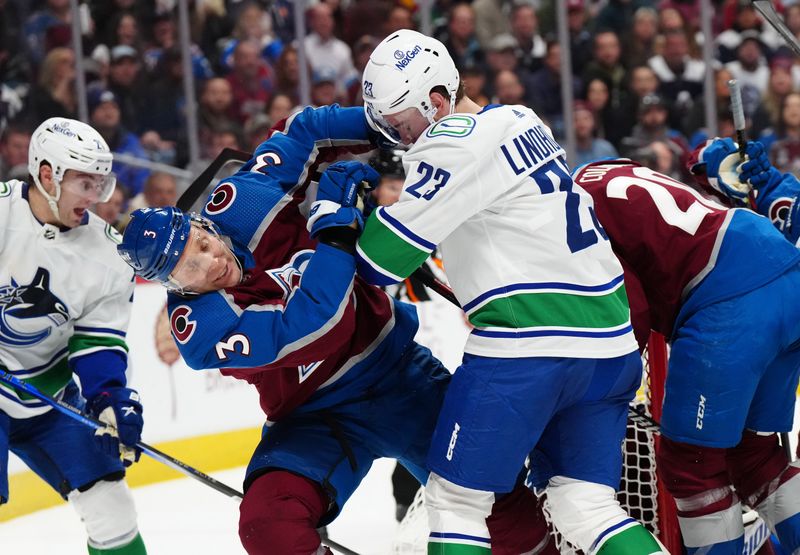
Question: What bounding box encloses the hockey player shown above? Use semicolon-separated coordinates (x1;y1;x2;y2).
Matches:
0;117;146;555
570;147;800;554
357;29;664;555
116;104;554;555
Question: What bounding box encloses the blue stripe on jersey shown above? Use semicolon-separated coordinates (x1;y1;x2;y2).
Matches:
590;518;636;553
0;384;48;408
5;346;69;375
429;532;491;544
74;326;126;337
472;324;633;339
377;207;437;251
462;275;626;312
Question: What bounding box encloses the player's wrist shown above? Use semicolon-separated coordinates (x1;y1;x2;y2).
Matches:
317;226;359;254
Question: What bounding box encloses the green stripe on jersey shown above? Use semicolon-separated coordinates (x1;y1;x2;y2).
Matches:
88;533;147;554
0;357;71;400
595;523;663;554
69;334;129;355
469;286;631;330
359;214;431;280
428;542;491;555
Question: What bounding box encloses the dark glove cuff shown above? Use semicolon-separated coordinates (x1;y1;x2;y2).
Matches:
318;226;358;254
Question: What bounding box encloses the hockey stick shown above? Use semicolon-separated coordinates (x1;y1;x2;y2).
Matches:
753;1;800;56
0;370;244;500
176;147;251;212
728;79;747;162
318;526;362;555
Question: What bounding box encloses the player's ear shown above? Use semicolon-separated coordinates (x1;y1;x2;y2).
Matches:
39;164;56;194
430;90;449;120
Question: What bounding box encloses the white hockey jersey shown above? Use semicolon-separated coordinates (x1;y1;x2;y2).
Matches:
357;105;637;359
0;181;134;418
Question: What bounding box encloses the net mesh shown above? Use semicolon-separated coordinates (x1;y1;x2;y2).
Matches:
391;334;679;554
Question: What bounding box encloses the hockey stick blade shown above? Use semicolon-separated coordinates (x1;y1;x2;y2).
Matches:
0;370;243;500
752;1;800;57
177;148;251;212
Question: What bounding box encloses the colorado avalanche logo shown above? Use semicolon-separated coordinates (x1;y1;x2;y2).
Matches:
205;182;237;215
267;250;313;299
769;198;793;231
0;268;69;347
170;305;197;344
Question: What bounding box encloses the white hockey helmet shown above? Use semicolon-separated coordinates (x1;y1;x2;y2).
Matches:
362;30;460;144
28;117;116;220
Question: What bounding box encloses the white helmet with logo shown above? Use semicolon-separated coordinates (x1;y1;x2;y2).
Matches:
362;30;460;144
28;117;116;221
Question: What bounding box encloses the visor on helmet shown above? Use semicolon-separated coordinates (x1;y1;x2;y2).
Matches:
60;171;117;203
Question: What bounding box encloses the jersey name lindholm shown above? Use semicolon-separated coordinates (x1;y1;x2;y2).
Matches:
500;125;563;175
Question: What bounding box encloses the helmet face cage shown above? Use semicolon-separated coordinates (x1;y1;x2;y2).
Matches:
362;30;460;145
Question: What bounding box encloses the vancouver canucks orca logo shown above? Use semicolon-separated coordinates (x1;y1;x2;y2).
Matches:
0;268;69;347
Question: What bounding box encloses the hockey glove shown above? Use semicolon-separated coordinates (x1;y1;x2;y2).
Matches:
695;137;751;202
740;141;784;193
87;388;144;467
307;161;381;239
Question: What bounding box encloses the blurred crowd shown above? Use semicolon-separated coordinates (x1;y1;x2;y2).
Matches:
4;0;800;230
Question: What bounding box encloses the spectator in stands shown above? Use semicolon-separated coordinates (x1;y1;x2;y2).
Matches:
762;92;800;174
274;44;301;105
630;139;684;180
266;93;295;126
683;66;735;148
657;0;701;32
583;31;627;115
621;7;659;70
244;113;272;152
717;1;772;64
107;45;145;134
0;122;31;180
529;41;583;141
472;0;510;50
484;33;534;103
566;0;593;77
106;11;141;50
93;183;129;231
88;87;150;196
621;93;690;166
138;47;185;165
752;56;795;139
382;5;414;37
143;11;214;81
129;172;178;212
198;77;239;138
27;47;77;120
573;100;618;166
24;0;71;64
585;77;615;144
509;3;546;73
304;3;356;97
345;34;380;106
435;3;484;71
725;30;770;118
225;40;275;125
310;67;339;107
492;69;526;107
592;0;654;37
219;3;283;73
0;0;31;89
648;30;705;131
461;64;490;107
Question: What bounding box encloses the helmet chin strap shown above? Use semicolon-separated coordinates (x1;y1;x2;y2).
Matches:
32;172;63;225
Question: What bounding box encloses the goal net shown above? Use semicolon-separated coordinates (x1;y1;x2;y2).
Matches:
392;333;682;554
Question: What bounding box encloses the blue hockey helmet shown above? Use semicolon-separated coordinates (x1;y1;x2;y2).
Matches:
118;207;193;283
